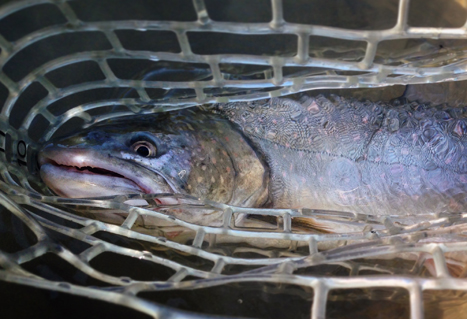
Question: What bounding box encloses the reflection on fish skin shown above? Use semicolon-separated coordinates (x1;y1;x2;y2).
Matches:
38;95;467;241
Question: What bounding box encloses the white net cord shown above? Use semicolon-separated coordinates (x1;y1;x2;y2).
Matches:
1;0;467;318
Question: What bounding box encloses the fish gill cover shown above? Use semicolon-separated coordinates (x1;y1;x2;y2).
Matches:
2;0;467;318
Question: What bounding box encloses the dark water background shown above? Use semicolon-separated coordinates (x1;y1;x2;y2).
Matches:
2;0;467;318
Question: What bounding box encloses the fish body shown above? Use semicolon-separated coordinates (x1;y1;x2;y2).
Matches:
39;110;268;227
217;96;467;216
39;95;467;230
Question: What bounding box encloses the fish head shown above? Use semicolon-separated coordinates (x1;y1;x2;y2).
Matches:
39;111;268;210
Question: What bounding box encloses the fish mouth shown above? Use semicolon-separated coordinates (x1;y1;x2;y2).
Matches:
44;162;127;179
38;146;174;203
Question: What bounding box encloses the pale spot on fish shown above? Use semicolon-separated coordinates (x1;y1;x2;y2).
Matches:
220;175;224;184
308;102;319;112
188;184;192;190
454;122;464;137
211;176;215;183
211;158;217;164
178;170;186;179
390;164;404;175
201;165;207;171
197;177;203;183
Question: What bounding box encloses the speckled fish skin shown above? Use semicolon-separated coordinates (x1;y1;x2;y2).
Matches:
40;94;467;221
39;110;269;228
216;95;467;216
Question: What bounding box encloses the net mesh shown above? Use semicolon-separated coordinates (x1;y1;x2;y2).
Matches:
2;0;467;318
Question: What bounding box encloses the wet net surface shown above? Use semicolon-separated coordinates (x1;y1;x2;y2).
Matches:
2;0;467;318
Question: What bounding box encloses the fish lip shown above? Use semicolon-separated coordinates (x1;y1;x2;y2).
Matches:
38;146;173;196
40;163;144;197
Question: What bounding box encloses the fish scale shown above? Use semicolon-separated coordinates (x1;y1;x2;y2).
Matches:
216;95;467;215
40;95;467;226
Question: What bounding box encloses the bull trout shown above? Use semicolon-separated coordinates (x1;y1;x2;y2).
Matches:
39;95;467;235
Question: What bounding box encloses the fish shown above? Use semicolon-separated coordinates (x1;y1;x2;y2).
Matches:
39;107;271;238
38;95;467;242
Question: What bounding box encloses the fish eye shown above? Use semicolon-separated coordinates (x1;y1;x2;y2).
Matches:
132;141;157;157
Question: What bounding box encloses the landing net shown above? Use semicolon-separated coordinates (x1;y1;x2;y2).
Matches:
1;1;467;318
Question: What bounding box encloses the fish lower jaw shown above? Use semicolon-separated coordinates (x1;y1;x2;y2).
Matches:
38;148;177;203
39;150;154;194
40;163;146;198
41;163;178;206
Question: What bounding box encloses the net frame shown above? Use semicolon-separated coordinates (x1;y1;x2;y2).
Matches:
1;0;467;318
